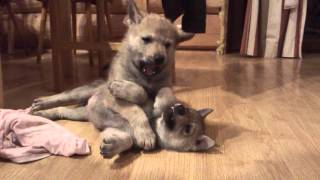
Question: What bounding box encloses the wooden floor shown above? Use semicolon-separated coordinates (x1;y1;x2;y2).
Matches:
1;51;320;180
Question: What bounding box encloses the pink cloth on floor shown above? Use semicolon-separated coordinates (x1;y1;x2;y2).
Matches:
0;109;90;163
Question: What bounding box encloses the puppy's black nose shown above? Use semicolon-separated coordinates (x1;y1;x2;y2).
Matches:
154;54;165;65
174;104;186;115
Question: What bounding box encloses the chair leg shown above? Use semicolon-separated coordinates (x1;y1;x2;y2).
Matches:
71;0;77;55
85;2;94;66
7;19;14;54
0;57;4;107
104;1;112;39
6;1;28;54
96;0;106;76
37;4;48;63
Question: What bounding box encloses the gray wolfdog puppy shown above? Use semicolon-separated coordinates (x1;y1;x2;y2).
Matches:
31;0;215;157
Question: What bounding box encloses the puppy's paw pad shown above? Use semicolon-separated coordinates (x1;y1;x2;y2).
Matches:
100;139;118;158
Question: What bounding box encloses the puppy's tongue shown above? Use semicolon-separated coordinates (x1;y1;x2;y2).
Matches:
143;64;157;76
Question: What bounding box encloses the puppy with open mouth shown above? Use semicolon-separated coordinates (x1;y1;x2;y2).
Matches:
31;0;215;157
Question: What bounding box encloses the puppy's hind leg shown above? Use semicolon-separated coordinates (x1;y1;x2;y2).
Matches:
33;106;87;121
100;128;133;158
31;79;105;112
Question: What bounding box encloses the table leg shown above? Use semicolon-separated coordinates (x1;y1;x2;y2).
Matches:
49;0;73;91
96;0;106;76
37;3;48;63
216;0;227;55
85;1;94;66
58;0;73;79
0;56;3;107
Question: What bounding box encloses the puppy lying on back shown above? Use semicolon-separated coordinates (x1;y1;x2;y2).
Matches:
33;81;215;158
98;82;215;158
99;102;215;158
153;103;214;152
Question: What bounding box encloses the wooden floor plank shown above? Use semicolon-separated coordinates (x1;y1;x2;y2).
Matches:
1;52;320;179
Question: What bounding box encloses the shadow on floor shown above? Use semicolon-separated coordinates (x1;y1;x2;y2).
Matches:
110;148;142;169
205;121;252;154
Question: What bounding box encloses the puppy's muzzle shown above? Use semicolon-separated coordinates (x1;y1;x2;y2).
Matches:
139;53;166;77
163;103;187;130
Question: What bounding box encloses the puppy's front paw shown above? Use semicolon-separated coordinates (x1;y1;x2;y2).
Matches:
100;138;118;159
108;80;126;98
134;128;156;150
153;99;167;117
31;110;45;117
152;106;163;118
153;88;176;117
30;97;51;112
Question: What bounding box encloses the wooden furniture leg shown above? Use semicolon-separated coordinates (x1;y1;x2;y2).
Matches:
5;1;28;54
7;19;14;54
60;0;74;80
48;0;63;91
37;1;48;63
96;0;106;76
85;1;94;66
0;56;4;108
216;0;227;55
48;0;73;91
104;0;112;38
71;0;77;55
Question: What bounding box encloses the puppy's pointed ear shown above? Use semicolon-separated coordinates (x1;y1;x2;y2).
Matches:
198;108;213;118
195;135;215;151
176;28;194;43
124;0;144;25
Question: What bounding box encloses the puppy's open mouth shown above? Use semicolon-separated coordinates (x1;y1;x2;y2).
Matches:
139;61;162;77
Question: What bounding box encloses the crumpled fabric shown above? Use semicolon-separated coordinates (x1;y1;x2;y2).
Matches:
0;109;90;163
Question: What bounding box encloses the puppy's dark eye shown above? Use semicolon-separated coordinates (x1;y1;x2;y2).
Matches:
142;36;152;44
175;104;186;115
184;124;193;135
164;42;171;48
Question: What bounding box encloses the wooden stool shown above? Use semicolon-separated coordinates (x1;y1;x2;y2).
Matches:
36;0;113;64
